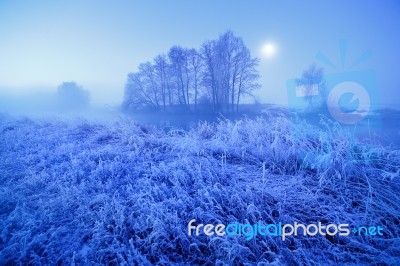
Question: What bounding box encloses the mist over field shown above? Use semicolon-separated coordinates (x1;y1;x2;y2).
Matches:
1;0;400;265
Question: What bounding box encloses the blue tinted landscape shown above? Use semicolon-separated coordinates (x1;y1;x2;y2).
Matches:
0;1;399;265
0;110;399;264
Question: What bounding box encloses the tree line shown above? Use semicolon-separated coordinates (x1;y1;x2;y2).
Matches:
122;30;261;113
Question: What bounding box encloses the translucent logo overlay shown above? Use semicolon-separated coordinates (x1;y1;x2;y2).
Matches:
286;40;380;128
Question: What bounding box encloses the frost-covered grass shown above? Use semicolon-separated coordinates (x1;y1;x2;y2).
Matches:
0;113;399;265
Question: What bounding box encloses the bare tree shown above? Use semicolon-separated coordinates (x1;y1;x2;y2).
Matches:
139;62;161;109
154;54;169;110
123;61;166;111
187;48;202;111
201;40;218;110
234;49;261;111
201;30;260;112
168;46;189;108
123;30;260;113
295;64;326;111
123;72;157;110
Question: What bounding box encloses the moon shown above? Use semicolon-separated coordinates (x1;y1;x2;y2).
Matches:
262;43;277;57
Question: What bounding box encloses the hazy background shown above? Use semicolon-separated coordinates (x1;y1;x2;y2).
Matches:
0;0;399;109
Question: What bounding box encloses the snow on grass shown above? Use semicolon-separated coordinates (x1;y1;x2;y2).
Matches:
0;113;399;265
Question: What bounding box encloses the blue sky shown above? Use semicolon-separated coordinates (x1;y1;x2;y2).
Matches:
0;0;399;107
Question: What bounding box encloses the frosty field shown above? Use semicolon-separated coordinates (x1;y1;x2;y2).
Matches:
0;113;399;265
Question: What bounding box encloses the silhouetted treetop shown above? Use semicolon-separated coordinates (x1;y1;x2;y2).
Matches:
122;30;260;113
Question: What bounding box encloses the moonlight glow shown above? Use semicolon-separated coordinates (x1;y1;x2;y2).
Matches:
262;43;277;57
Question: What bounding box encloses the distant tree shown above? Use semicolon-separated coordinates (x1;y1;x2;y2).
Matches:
201;30;260;112
231;42;261;111
201;40;218;110
122;30;260;113
139;62;161;109
295;64;326;111
187;48;203;111
122;72;156;111
168;46;190;108
57;81;89;109
123;60;167;111
154;54;170;110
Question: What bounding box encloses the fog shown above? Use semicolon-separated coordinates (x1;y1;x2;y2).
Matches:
1;2;400;264
0;0;398;145
0;0;399;111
